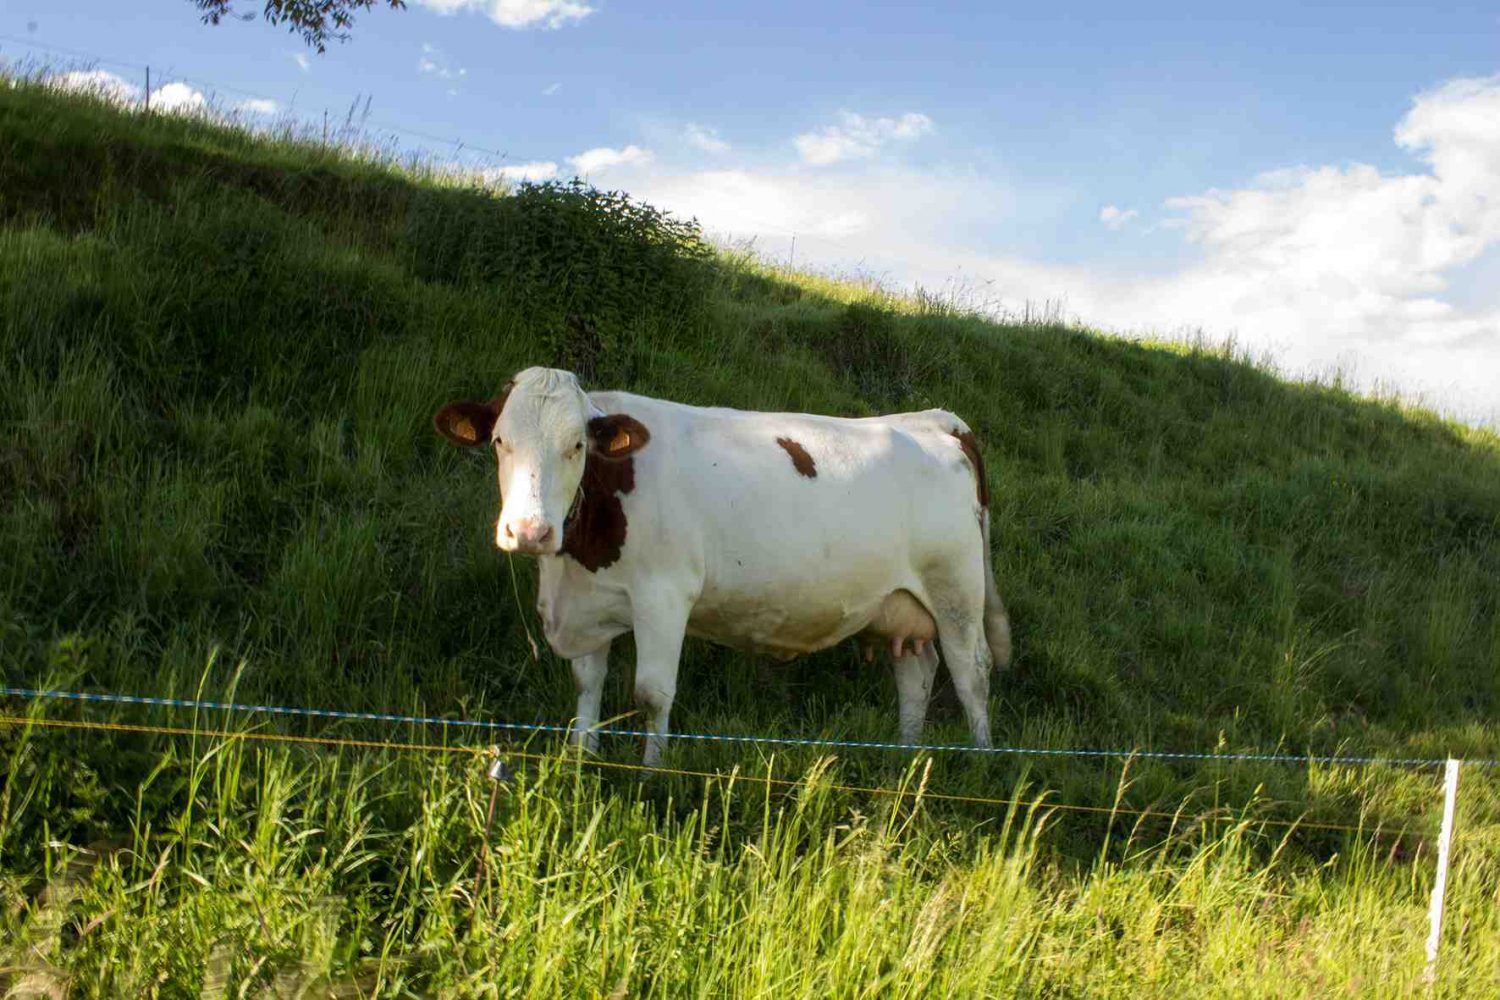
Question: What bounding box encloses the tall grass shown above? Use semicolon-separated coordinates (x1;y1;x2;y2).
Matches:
3;721;1494;998
2;76;1499;995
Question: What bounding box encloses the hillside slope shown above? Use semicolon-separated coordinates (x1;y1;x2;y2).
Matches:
1;79;1499;996
5;80;1496;757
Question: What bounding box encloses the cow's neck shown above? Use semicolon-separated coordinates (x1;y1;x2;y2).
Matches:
560;453;637;572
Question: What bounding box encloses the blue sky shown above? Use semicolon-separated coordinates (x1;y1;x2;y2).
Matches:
5;1;1500;423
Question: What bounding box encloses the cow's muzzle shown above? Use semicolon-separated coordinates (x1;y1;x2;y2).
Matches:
499;517;557;554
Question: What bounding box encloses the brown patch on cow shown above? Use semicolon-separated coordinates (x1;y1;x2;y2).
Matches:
775;437;817;478
432;382;514;448
950;428;989;507
561;413;650;572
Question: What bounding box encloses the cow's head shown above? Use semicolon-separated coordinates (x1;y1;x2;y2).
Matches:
432;367;649;556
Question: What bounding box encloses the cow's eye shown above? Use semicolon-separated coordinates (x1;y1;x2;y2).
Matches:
573;441;584;453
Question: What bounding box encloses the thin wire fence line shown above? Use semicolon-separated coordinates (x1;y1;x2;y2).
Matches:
0;714;1430;838
1;29;1077;285
0;32;544;165
1;32;900;261
3;686;1488;769
0;31;151;74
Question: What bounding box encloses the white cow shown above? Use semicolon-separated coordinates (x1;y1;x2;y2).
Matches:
434;367;1011;764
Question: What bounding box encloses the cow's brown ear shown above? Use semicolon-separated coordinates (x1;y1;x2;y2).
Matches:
433;400;500;447
433;383;512;448
587;414;651;459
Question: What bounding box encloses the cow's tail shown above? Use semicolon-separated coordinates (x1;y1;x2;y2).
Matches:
980;508;1013;673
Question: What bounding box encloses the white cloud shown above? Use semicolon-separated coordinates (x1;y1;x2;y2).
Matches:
481;160;560;184
151;81;208;114
1120;76;1500;396
793;111;933;166
291;52;311;73
543;82;561;96
567;144;653;175
236;98;280;116
636;171;860;241
612;75;1500;425
411;0;595;29
625;162;1010;256
1099;205;1138;230
684;123;730;155
418;43;468;81
45;71;210;118
47;69;140;104
904;76;1500;423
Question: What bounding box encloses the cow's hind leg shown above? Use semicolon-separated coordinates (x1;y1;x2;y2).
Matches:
569;641;611;754
940;614;992;748
893;643;940;744
925;575;992;749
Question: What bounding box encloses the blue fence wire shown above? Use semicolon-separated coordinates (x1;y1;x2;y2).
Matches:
3;686;1492;769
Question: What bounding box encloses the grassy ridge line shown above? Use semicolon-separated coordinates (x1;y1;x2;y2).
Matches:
0;77;1498;995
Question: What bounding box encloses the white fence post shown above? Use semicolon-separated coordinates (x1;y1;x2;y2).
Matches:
1423;757;1462;985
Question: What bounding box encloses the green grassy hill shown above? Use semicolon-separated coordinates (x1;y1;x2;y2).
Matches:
2;80;1498;997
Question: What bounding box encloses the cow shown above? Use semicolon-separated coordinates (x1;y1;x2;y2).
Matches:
433;366;1012;764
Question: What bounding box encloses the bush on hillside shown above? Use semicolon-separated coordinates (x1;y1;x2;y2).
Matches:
403;179;714;364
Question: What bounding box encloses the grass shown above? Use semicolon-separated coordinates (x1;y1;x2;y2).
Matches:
1;75;1499;996
5;737;1489;998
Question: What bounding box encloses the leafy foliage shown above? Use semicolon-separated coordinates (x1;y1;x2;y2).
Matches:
192;0;408;52
403;178;714;381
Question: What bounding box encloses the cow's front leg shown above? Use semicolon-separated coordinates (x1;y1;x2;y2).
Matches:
569;641;611;754
631;594;692;767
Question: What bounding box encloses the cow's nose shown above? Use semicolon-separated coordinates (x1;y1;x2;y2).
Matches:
504;518;555;553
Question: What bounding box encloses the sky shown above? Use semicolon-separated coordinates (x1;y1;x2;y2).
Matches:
4;1;1500;425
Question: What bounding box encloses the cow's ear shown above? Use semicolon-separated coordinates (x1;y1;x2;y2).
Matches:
433;383;512;448
433;400;500;448
587;414;651;459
